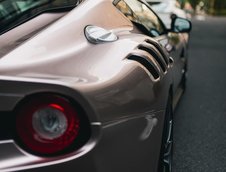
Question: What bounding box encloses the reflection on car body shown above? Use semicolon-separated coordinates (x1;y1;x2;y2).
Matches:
0;0;191;171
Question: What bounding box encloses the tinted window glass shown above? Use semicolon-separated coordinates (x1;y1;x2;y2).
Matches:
115;0;165;37
115;0;139;23
0;0;82;34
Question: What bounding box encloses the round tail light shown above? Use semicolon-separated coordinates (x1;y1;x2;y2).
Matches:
16;94;80;155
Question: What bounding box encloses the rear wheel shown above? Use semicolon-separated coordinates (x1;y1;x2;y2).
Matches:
181;61;188;91
158;96;173;172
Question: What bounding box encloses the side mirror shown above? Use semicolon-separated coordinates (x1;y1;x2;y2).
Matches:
171;17;192;33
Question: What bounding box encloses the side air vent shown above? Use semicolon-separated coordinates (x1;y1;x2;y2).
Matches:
128;55;160;80
145;39;169;65
138;45;167;72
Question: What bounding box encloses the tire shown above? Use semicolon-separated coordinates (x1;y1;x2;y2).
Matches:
182;61;188;91
181;72;187;91
158;95;173;172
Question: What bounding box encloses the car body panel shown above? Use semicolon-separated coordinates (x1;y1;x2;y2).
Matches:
0;0;190;171
0;70;168;172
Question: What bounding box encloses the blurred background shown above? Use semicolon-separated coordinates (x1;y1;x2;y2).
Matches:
148;0;226;17
180;0;226;16
169;0;226;172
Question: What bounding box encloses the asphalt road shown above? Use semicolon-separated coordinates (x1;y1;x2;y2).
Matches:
173;16;226;172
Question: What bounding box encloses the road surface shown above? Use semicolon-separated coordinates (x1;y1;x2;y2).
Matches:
173;16;226;172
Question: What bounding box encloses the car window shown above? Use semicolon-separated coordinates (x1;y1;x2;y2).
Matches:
115;0;165;37
115;0;139;23
150;2;168;12
0;0;82;35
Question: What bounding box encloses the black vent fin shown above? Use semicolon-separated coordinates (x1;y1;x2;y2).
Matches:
128;55;160;80
138;45;167;72
145;39;169;65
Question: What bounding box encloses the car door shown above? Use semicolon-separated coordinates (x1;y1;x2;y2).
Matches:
114;0;186;95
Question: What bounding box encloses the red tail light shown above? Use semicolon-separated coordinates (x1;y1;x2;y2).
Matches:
16;94;81;155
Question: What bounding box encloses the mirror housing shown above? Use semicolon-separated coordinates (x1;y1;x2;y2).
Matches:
170;17;192;33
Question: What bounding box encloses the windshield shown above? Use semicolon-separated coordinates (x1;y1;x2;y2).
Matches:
151;2;168;12
147;0;180;13
0;0;82;34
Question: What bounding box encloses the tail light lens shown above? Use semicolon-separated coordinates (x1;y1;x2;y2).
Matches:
16;94;81;155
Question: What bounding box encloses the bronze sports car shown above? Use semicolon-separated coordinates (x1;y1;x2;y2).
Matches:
0;0;191;171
